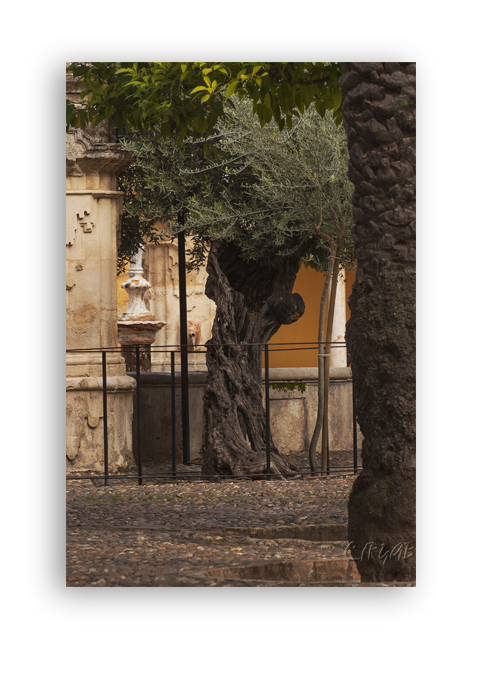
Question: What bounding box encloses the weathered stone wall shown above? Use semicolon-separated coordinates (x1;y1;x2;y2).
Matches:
67;355;135;472
267;367;361;454
66;71;137;473
118;234;217;372
129;367;362;465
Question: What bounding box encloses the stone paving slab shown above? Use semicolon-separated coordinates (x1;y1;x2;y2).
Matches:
66;470;414;587
67;474;356;528
66;526;415;587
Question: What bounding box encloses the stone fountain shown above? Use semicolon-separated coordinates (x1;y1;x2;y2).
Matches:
118;248;166;372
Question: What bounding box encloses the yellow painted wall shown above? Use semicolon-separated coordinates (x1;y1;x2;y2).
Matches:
117;272;130;316
344;267;356;325
266;265;356;368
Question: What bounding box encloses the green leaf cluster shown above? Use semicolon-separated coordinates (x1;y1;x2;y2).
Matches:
66;62;344;143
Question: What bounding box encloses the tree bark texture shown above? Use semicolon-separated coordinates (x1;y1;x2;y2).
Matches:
201;242;305;477
340;63;416;582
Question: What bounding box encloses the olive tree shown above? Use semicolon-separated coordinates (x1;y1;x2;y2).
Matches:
118;102;354;476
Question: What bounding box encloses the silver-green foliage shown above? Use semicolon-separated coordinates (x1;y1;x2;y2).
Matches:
118;100;354;273
186;100;354;270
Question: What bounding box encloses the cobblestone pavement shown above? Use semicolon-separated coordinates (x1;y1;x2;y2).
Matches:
66;452;414;587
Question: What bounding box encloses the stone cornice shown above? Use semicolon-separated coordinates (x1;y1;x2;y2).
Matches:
66;376;137;392
66;74;133;177
67;157;132;177
66;190;125;198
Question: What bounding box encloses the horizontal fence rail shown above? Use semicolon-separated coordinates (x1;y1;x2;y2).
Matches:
67;341;361;485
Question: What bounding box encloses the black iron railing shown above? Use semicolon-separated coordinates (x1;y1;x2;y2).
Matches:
66;341;361;485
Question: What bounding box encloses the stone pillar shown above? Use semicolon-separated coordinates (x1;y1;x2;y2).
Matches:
330;269;348;367
142;230;216;371
66;72;137;473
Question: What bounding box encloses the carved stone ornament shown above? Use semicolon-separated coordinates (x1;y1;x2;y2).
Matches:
119;249;156;322
66;197;94;247
66;73;132;177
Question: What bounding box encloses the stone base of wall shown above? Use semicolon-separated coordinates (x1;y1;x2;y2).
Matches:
67;354;137;473
129;367;363;465
266;366;362;453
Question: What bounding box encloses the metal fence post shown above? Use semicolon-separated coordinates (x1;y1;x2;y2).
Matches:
348;352;358;473
352;370;358;473
171;351;176;477
264;343;271;481
102;351;109;486
136;345;143;485
178;228;191;466
326;425;330;476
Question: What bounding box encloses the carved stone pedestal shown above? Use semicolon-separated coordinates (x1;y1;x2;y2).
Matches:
117;249;166;372
118;321;166;372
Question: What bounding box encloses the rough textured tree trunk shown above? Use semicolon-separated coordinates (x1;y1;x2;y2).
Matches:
201;241;305;477
340;63;416;582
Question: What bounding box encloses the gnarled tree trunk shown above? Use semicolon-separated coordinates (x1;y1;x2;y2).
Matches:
340;62;416;582
201;241;305;477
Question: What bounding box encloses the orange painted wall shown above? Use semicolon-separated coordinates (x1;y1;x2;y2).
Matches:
266;265;356;368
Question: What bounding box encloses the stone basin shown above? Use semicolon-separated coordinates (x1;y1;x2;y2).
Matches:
205;557;361;584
